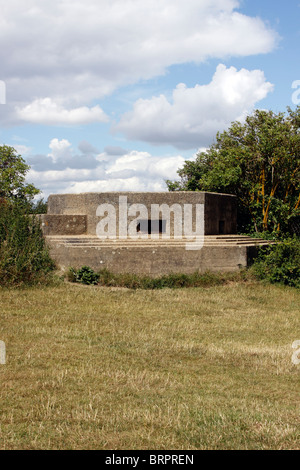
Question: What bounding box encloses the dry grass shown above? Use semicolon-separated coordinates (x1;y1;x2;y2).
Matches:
0;282;299;449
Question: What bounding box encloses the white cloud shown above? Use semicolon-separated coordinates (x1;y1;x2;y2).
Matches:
26;141;188;197
107;151;185;180
16;98;108;125
48;138;72;163
0;0;277;125
12;144;32;156
114;64;274;148
64;177;167;194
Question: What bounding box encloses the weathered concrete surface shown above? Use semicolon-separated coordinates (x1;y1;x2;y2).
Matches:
46;191;237;236
204;192;237;235
40;214;87;236
40;192;274;274
46;235;271;276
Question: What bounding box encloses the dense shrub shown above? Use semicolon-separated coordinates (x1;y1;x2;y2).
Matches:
29;198;48;214
252;238;300;288
0;202;56;286
68;266;100;285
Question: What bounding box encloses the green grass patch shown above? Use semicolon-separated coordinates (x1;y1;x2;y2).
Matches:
0;283;299;449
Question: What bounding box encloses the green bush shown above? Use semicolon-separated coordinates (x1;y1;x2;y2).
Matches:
252;238;300;288
0;202;56;286
68;266;100;285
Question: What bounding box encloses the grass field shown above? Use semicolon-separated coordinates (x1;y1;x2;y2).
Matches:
0;281;299;450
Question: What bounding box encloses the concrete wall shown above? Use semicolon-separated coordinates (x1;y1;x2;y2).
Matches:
204;192;237;235
40;214;87;236
41;192;273;275
48;240;249;276
47;191;237;236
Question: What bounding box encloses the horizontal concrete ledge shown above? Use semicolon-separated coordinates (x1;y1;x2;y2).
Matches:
46;235;275;248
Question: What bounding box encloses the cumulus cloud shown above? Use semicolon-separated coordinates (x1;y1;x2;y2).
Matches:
26;139;187;197
12;144;32;156
16;98;108;125
26;138;101;171
107;151;185;180
0;0;277;125
104;146;128;157
61;177;168;194
78;140;100;155
114;64;274;149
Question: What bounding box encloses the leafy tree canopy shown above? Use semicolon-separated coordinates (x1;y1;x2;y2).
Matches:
0;145;40;204
167;107;300;234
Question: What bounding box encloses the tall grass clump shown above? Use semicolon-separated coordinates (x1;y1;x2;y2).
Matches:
0;201;56;286
67;266;249;289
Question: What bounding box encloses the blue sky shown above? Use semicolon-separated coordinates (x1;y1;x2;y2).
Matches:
0;0;299;198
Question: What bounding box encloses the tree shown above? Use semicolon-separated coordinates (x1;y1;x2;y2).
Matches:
0;146;54;286
0;145;40;204
166;107;300;234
